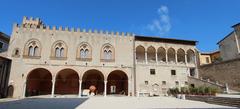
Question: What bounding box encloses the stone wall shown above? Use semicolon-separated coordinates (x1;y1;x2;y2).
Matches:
198;58;240;91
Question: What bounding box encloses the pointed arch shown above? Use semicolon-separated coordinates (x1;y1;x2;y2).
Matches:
24;38;41;58
51;40;68;59
101;43;115;62
77;42;92;61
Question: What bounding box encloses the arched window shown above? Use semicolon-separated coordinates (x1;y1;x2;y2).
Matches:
12;48;20;57
34;46;39;56
147;46;156;63
157;47;166;62
187;49;195;64
60;48;64;57
24;39;41;58
101;44;114;61
167;48;176;63
55;47;60;57
28;46;34;56
77;42;92;61
136;45;145;63
15;49;19;55
177;48;185;63
51;40;67;59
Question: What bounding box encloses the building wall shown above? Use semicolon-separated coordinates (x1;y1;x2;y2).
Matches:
199;58;240;91
7;19;135;98
199;54;212;65
135;41;197;95
219;32;240;61
7;17;198;98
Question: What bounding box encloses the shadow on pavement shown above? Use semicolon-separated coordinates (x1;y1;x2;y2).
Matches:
0;98;89;109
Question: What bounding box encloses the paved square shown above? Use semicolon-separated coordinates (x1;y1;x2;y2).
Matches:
0;97;234;109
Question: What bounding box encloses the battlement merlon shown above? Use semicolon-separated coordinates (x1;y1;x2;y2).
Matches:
22;16;45;28
14;16;135;37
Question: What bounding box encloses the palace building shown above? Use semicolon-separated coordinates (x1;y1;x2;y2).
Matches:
7;17;198;98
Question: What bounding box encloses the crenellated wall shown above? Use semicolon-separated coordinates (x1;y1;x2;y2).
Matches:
8;16;135;98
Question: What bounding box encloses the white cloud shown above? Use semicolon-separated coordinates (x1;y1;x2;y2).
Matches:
146;5;171;36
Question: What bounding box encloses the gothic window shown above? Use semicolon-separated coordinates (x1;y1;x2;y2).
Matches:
55;47;61;57
51;40;67;59
77;42;92;61
101;44;114;61
24;39;41;58
28;46;34;56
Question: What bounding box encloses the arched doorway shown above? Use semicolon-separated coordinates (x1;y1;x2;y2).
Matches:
55;69;79;94
26;68;52;97
82;69;104;95
107;70;128;95
7;85;14;98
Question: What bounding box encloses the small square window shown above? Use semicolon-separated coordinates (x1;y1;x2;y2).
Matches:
150;69;155;75
185;81;188;85
144;81;148;85
171;70;176;76
162;81;166;85
175;81;179;85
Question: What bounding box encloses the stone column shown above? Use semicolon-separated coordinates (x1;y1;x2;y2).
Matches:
104;80;107;97
22;80;26;98
145;51;148;64
175;52;178;64
128;80;131;96
225;83;229;94
166;53;168;64
155;53;158;64
194;54;197;65
185;54;188;64
51;78;56;97
134;51;137;64
78;80;82;97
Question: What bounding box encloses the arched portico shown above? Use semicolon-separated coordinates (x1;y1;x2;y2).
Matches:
55;69;79;95
26;68;52;97
82;69;104;95
107;70;128;95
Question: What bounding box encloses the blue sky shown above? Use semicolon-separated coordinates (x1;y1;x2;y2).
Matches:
0;0;240;52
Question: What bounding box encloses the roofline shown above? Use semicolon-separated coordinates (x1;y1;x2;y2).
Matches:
0;32;10;43
135;35;198;46
232;23;240;28
217;31;233;45
201;50;220;55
